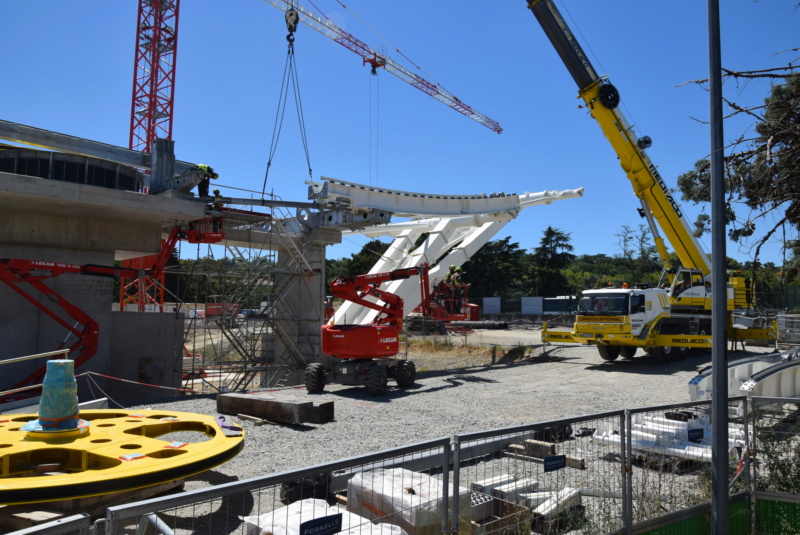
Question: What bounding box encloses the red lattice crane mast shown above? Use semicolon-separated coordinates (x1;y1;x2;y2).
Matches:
126;0;181;311
262;0;502;134
129;0;181;153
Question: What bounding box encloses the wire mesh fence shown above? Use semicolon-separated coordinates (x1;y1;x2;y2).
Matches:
14;398;800;535
453;412;626;535
751;396;800;534
625;398;749;531
101;438;451;535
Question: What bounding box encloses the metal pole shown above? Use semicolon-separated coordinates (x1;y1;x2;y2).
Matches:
708;0;729;532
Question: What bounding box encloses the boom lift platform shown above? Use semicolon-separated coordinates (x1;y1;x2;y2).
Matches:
308;264;431;396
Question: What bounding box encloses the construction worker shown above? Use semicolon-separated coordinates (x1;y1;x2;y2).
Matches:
212;189;224;210
445;265;457;284
196;164;219;198
211;189;224;232
444;265;457;312
448;267;470;314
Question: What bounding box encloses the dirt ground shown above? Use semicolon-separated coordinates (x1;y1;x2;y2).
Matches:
404;325;545;370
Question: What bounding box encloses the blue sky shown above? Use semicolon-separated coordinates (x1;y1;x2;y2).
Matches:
2;1;797;265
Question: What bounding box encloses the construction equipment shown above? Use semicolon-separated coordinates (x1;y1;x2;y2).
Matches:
324;183;585;328
309;264;431;396
1;223;222;393
130;0;180;153
261;0;501;133
526;0;775;361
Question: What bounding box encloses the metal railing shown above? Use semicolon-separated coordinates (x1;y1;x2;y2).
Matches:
13;397;800;535
102;438;450;535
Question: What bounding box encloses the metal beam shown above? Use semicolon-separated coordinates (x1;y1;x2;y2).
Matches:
0;119;194;175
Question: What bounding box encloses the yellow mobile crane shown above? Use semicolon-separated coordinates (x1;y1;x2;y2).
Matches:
526;0;775;361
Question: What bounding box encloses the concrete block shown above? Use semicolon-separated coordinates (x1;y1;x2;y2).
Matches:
217;393;334;425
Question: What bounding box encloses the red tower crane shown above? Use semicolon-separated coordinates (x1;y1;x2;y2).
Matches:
125;0;181;311
129;0;181;153
262;0;502;134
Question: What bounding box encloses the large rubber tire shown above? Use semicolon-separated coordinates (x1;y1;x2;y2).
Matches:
305;363;326;393
366;363;388;396
651;344;678;363
675;327;690;360
395;360;417;388
692;328;709;356
598;345;620;361
620;346;637;359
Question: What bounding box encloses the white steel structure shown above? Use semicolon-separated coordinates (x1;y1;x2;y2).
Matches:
323;186;585;326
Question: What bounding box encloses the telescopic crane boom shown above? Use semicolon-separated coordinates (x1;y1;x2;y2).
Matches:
525;0;710;277
527;0;774;362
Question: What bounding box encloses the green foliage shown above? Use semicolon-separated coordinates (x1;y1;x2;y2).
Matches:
462;237;527;298
677;71;800;282
526;227;576;297
325;239;391;288
531;226;575;269
322;227;797;309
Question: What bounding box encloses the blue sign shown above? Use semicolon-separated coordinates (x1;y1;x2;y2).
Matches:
544;454;566;472
300;514;343;535
688;428;704;443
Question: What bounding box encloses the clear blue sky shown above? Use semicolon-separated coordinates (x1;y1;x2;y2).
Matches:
2;1;796;265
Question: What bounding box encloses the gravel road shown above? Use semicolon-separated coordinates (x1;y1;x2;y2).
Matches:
130;327;777;488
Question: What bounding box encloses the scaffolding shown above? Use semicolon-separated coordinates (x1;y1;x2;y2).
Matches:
176;204;321;394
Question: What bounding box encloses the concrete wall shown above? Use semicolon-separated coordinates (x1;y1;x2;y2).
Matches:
106;312;184;401
269;241;327;386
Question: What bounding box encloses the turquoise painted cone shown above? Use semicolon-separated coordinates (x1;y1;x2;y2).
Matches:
39;359;80;430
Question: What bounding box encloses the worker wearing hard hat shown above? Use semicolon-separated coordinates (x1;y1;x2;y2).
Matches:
445;265;457;284
444;265;458;313
195;164;219;198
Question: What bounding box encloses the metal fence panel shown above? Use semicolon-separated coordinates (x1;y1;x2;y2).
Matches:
453;411;626;535
751;396;800;533
104;438;450;535
5;513;91;535
625;398;749;532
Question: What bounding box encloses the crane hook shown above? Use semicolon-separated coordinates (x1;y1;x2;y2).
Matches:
285;9;299;34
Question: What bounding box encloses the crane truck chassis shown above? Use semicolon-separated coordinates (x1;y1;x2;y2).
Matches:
307;265;431;396
526;0;776;360
542;284;776;362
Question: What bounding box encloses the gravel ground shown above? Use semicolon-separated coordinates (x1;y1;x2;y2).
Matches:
129;327;778;487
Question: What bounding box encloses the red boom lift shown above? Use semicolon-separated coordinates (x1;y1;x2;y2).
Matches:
0;222;221;395
308;264;431;396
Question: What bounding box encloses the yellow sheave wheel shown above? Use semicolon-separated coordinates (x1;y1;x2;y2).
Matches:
0;409;244;505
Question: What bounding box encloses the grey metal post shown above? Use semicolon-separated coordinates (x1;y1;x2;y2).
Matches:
623;410;633;534
708;0;729;532
451;436;461;534
441;442;451;535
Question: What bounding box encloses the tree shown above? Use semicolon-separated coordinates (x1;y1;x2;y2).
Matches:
461;237;527;298
614;224;660;285
677;67;800;280
532;227;575;270
528;227;575;296
325;239;390;288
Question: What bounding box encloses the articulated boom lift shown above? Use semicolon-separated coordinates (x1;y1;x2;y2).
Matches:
1;224;220;393
526;0;775;361
308;265;430;396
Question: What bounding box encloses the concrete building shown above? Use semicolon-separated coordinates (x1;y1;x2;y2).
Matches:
0;120;347;402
